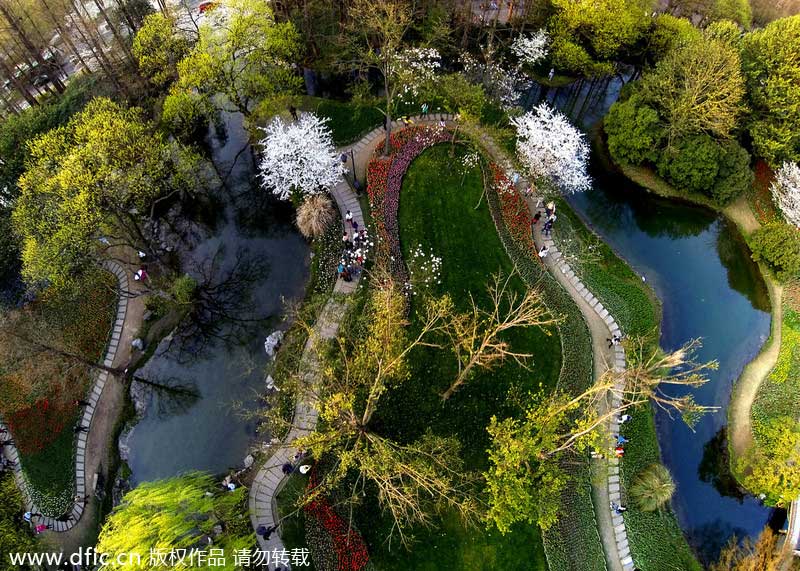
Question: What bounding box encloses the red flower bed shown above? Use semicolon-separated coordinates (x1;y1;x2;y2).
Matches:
7;395;73;454
490;163;536;257
367;126;450;279
304;471;370;571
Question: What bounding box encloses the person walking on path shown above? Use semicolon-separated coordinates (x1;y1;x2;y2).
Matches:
538;246;549;258
73;425;89;433
421;102;429;116
532;211;542;226
607;334;621;348
289;105;298;121
257;524;278;540
345;210;353;227
543;219;553;237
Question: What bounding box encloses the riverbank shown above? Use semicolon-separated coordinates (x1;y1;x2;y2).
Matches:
596;133;785;494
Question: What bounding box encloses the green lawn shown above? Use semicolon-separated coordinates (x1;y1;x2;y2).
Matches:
350;144;560;570
301;97;384;146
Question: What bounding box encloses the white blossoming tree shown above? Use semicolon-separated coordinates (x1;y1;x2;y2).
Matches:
462;52;532;110
347;0;442;154
511;103;591;194
771;162;800;227
511;30;549;68
258;113;343;201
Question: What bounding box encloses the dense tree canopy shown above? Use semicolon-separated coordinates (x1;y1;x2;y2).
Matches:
639;32;746;144
176;0;303;117
133;12;192;88
740;15;800;167
96;472;254;570
547;0;655;76
13;98;201;290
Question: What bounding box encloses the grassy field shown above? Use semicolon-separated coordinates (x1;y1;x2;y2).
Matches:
351;144;561;570
300;97;384;146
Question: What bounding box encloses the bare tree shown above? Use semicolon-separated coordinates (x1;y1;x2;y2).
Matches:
441;271;558;400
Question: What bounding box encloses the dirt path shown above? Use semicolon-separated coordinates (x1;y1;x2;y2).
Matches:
45;252;147;556
721;196;784;465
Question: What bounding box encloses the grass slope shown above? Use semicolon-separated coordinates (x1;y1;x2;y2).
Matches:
358;144;561;570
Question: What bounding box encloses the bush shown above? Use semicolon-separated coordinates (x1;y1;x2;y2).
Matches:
710;141;753;205
629;463;676;512
170;274;198;305
749;222;800;282
657;134;720;195
161;88;212;144
605;95;665;166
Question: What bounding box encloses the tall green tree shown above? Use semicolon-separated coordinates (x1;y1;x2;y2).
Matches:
176;0;302;117
96;472;254;570
133;12;191;87
13;97;202;290
639;32;746;144
547;0;655;77
740;15;800;167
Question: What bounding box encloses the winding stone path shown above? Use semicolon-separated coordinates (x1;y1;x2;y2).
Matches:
0;260;129;532
248;177;364;568
473;132;634;571
249;116;635;570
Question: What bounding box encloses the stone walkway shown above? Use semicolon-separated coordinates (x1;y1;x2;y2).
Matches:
248;174;365;569
249;117;635;571
473;131;634;571
0;260;129;532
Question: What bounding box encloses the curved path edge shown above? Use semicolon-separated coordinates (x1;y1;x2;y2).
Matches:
0;260;130;532
248;115;455;568
473;131;633;571
248;176;364;567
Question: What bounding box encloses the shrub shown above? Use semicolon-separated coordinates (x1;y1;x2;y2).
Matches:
161;88;212;144
749;222;800;282
605;95;665;166
710;141;753;205
296;194;336;239
171;274;198;305
629;463;676;512
657;134;720;195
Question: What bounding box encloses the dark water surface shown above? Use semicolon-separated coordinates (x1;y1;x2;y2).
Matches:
127;111;309;483
533;76;776;559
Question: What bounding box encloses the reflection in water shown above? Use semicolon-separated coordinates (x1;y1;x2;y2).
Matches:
685;519;749;566
568;155;773;561
698;428;746;503
715;228;771;312
126;109;309;483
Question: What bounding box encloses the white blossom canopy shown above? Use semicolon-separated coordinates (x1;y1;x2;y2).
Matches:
391;47;441;104
771;161;800;227
461;50;532;110
511;103;591;194
511;30;549;68
258;113;343;201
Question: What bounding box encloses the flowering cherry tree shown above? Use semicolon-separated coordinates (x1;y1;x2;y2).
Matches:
462;52;531;110
392;47;441;104
511;103;591;194
771;161;800;227
511;30;549;68
258;113;343;200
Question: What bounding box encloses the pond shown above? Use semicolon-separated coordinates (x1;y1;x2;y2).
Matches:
535;78;777;561
126;110;309;484
569;159;773;561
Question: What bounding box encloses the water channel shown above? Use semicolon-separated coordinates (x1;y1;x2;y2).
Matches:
539;79;776;561
126;111;309;484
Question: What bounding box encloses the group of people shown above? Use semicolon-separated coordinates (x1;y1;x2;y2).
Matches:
339;211;370;282
532;201;558;237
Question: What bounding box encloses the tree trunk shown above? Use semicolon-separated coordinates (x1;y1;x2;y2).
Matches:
40;0;93;75
0;52;38;106
67;0;128;96
93;0;135;64
0;3;66;93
